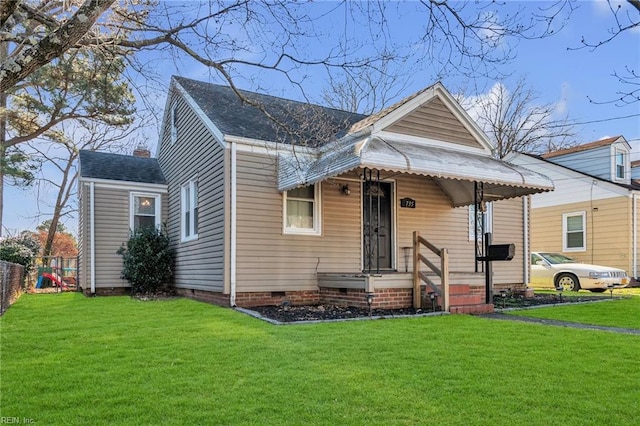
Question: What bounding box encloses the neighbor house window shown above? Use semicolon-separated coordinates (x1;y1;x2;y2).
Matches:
181;179;199;241
615;150;626;180
468;202;493;241
130;193;161;231
563;211;586;251
170;101;178;144
283;184;321;235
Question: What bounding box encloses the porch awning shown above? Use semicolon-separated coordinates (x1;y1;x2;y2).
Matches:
278;137;554;207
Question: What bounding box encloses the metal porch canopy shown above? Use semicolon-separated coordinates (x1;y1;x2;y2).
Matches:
278;137;554;207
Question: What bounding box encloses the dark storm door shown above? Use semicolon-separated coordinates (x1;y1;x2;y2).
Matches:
363;181;393;272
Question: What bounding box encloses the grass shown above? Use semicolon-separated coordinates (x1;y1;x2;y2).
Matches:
1;293;639;425
508;289;640;329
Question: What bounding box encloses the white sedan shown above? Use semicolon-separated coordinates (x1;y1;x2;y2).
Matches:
530;252;630;292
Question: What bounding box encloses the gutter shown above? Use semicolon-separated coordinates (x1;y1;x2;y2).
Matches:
230;142;237;306
90;182;96;294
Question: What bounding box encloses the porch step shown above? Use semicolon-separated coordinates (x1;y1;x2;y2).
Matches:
449;294;484;306
449;303;494;315
448;284;471;295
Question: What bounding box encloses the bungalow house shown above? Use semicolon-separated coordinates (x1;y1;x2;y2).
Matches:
77;76;553;313
509;136;640;282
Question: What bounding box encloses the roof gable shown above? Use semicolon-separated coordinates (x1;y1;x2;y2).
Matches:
542;135;626;159
384;97;482;148
349;82;490;151
511;152;640;192
79;150;166;185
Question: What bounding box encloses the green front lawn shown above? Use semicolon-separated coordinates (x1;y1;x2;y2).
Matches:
1;293;639;425
508;292;640;329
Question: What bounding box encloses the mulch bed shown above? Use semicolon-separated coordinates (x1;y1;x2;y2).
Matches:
250;293;614;323
250;304;431;323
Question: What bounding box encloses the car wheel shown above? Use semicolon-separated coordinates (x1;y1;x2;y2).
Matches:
556;273;580;292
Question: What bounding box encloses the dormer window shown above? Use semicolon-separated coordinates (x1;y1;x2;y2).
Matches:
615;150;626;180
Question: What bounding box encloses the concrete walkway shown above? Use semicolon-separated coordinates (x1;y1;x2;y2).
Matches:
479;312;640;335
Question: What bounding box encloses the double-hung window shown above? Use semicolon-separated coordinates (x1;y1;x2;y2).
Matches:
615;150;626;180
563;211;586;251
283;184;321;235
181;179;199;241
130;193;161;231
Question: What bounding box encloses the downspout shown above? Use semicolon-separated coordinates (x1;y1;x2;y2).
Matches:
523;196;529;287
90;182;96;294
230;142;237;306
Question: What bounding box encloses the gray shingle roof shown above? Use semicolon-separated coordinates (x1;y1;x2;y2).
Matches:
79;150;166;185
174;76;367;146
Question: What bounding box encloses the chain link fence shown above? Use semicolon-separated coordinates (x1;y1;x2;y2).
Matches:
1;260;25;315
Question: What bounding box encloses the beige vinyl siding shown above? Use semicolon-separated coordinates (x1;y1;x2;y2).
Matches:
77;182;88;290
385;97;482;149
636;195;640;278
235;154;526;292
531;196;632;273
92;186;130;288
157;94;226;292
396;174;476;271
235;152;361;292
80;183;168;289
491;198;525;285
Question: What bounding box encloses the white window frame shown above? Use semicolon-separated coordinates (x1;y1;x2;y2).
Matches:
181;179;199;242
614;148;627;181
468;202;493;241
562;211;586;252
130;192;161;231
170;101;178;145
283;183;321;236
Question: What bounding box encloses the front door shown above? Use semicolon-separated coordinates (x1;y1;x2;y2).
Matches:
363;181;393;271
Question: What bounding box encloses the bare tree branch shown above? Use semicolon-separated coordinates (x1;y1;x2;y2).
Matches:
0;0;116;93
460;78;576;158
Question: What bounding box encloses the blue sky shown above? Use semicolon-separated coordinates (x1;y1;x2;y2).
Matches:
3;0;639;236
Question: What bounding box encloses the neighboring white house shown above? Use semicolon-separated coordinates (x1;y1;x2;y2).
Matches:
510;136;640;282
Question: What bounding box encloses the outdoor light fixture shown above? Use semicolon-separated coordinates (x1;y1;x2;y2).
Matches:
499;290;507;309
428;291;436;312
341;184;351;196
607;284;615;299
556;286;563;302
365;292;375;317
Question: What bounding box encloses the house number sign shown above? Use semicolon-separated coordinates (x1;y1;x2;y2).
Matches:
400;198;416;208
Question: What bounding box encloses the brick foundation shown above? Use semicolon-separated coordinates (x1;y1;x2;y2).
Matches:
320;287;413;309
175;288;231;306
82;287;130;296
235;290;319;307
80;284;499;314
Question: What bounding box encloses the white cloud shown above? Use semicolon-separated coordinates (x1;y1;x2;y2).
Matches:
555;83;569;116
591;0;626;16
